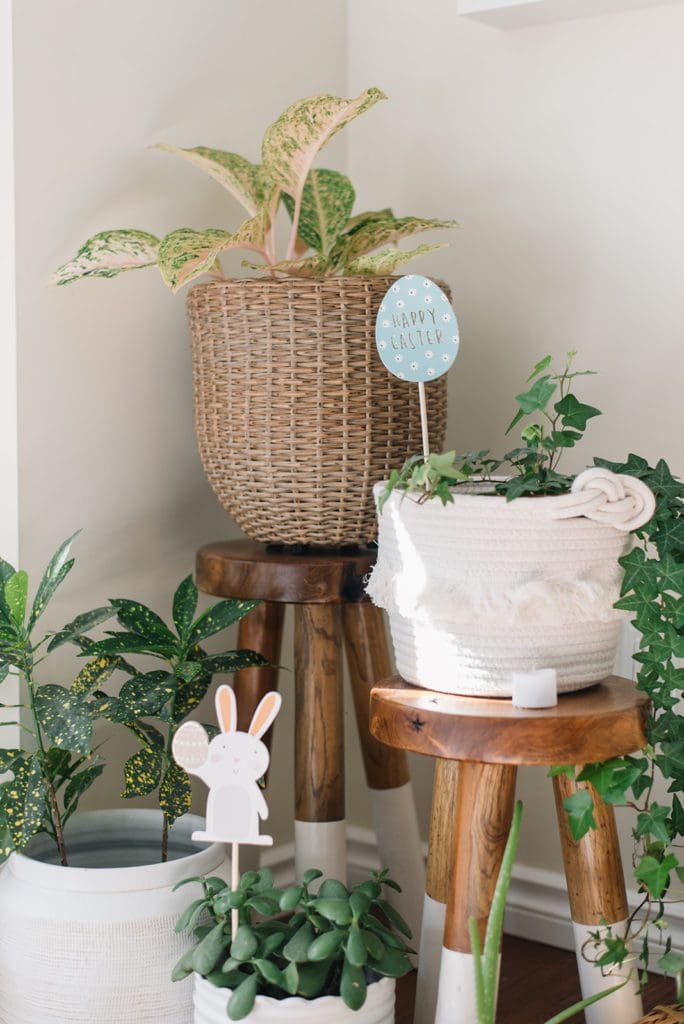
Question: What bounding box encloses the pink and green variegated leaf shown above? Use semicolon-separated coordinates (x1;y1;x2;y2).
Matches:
346;243;447;276
153;145;262;216
244;254;331;278
344;208;394;234
157;228;232;292
261;87;386;204
282;169;355;257
157;192;280;292
52;230;159;286
340;215;458;267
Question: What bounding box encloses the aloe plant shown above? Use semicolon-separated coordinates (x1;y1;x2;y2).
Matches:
471;800;626;1024
53;88;457;292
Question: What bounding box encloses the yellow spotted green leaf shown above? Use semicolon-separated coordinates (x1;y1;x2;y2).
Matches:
48;605;116;652
188;598;261;647
347;243;447;276
116;671;176;719
1;754;46;849
52;230;160;285
173;575;198;641
34;684;93;755
28;532;79;632
71;653;132;697
282;169;355;257
4;571;28;628
159;763;192;824
153;145;262;215
123;746;163;798
261;87;386;206
110;598;177;648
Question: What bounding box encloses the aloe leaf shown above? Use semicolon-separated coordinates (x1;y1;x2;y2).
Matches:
153;145;261;215
53;230;159;285
542;981;626;1024
347;242;447;276
282;169;355;256
482;800;523;1022
262;87;385;231
469;919;486;1024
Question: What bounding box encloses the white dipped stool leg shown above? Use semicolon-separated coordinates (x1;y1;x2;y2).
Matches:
553;775;643;1024
343;604;425;937
294;605;346;886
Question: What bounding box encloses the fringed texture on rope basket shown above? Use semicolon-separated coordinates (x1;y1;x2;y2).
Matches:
635;1008;684;1024
187;278;447;548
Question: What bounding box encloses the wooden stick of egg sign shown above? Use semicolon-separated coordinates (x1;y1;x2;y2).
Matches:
375;275;460;458
172;686;282;938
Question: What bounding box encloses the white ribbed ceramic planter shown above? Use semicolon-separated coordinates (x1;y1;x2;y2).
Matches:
193;974;395;1024
367;481;638;697
0;809;225;1024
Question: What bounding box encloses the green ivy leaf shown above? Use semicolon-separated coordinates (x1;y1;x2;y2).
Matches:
554;393;602;431
635;853;678;899
34;684;92;755
635;804;672;845
188;599;261;647
563;788;596;840
173;576;198;641
526;355;552;381
506;376;557;433
159;763;192;824
123;746;163;798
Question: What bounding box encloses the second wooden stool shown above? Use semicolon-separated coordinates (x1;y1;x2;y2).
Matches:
196;541;425;937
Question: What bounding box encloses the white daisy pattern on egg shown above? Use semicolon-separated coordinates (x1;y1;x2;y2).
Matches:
375;274;460;383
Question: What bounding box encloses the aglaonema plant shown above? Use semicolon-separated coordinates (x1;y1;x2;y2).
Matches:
172;867;412;1020
0;534;268;866
53;87;457;292
471;800;624;1024
80;578;267;862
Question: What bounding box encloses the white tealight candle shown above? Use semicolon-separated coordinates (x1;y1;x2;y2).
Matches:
511;668;558;709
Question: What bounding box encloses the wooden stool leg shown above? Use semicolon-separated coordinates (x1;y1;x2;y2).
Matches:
342;603;425;940
233;602;285;874
435;762;517;1024
294;605;346;886
553;776;643;1024
414;759;458;1024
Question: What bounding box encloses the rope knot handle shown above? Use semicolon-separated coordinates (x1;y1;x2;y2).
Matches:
550;467;656;532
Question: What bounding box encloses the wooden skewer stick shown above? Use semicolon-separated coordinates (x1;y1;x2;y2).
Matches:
418;381;430;461
231;841;239;939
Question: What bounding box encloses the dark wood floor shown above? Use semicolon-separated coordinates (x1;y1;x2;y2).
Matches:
396;935;676;1024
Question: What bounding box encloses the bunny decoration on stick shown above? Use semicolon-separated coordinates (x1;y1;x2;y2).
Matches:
172;685;282;938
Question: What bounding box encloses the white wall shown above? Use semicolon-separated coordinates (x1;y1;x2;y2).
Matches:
347;0;684;873
11;0;348;839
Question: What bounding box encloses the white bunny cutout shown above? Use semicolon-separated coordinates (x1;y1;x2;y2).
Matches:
172;684;282;845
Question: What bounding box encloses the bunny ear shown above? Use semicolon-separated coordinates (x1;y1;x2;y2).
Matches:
248;691;282;740
215;685;238;734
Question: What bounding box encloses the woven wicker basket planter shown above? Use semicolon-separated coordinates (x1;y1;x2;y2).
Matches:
187;278;448;547
635;1009;684;1024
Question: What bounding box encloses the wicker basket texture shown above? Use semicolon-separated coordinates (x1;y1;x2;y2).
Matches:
635;1009;684;1024
187;277;448;547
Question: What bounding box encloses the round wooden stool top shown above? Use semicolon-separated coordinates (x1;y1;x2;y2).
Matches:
370;676;649;766
196;540;376;605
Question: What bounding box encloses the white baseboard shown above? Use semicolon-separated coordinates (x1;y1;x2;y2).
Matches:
263;825;684;974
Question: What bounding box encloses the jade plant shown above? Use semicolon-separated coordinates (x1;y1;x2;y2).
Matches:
53;87;457;292
380;351;602;507
172;867;412;1019
471;800;623;1024
0;534;267;865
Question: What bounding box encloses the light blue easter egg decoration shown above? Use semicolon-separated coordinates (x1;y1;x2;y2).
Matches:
375;275;459;383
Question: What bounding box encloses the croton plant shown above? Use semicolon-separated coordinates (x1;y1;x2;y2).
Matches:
53;87;457;292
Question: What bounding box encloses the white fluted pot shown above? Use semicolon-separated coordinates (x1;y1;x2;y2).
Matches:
0;809;225;1024
367;473;654;698
193;974;395;1024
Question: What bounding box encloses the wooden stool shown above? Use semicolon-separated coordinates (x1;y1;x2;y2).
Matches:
196;541;425;936
370;676;650;1024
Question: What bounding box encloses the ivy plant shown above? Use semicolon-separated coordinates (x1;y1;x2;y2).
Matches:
379;351;601;509
0;535;267;866
172;867;413;1019
550;455;684;992
53;88;457;291
80;577;267;862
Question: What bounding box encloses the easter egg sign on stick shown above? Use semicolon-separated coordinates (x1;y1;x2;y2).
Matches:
172;685;282;938
375;275;460;458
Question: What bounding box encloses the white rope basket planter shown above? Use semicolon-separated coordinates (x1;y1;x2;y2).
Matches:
367;469;655;698
194;974;395;1024
0;809;225;1024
